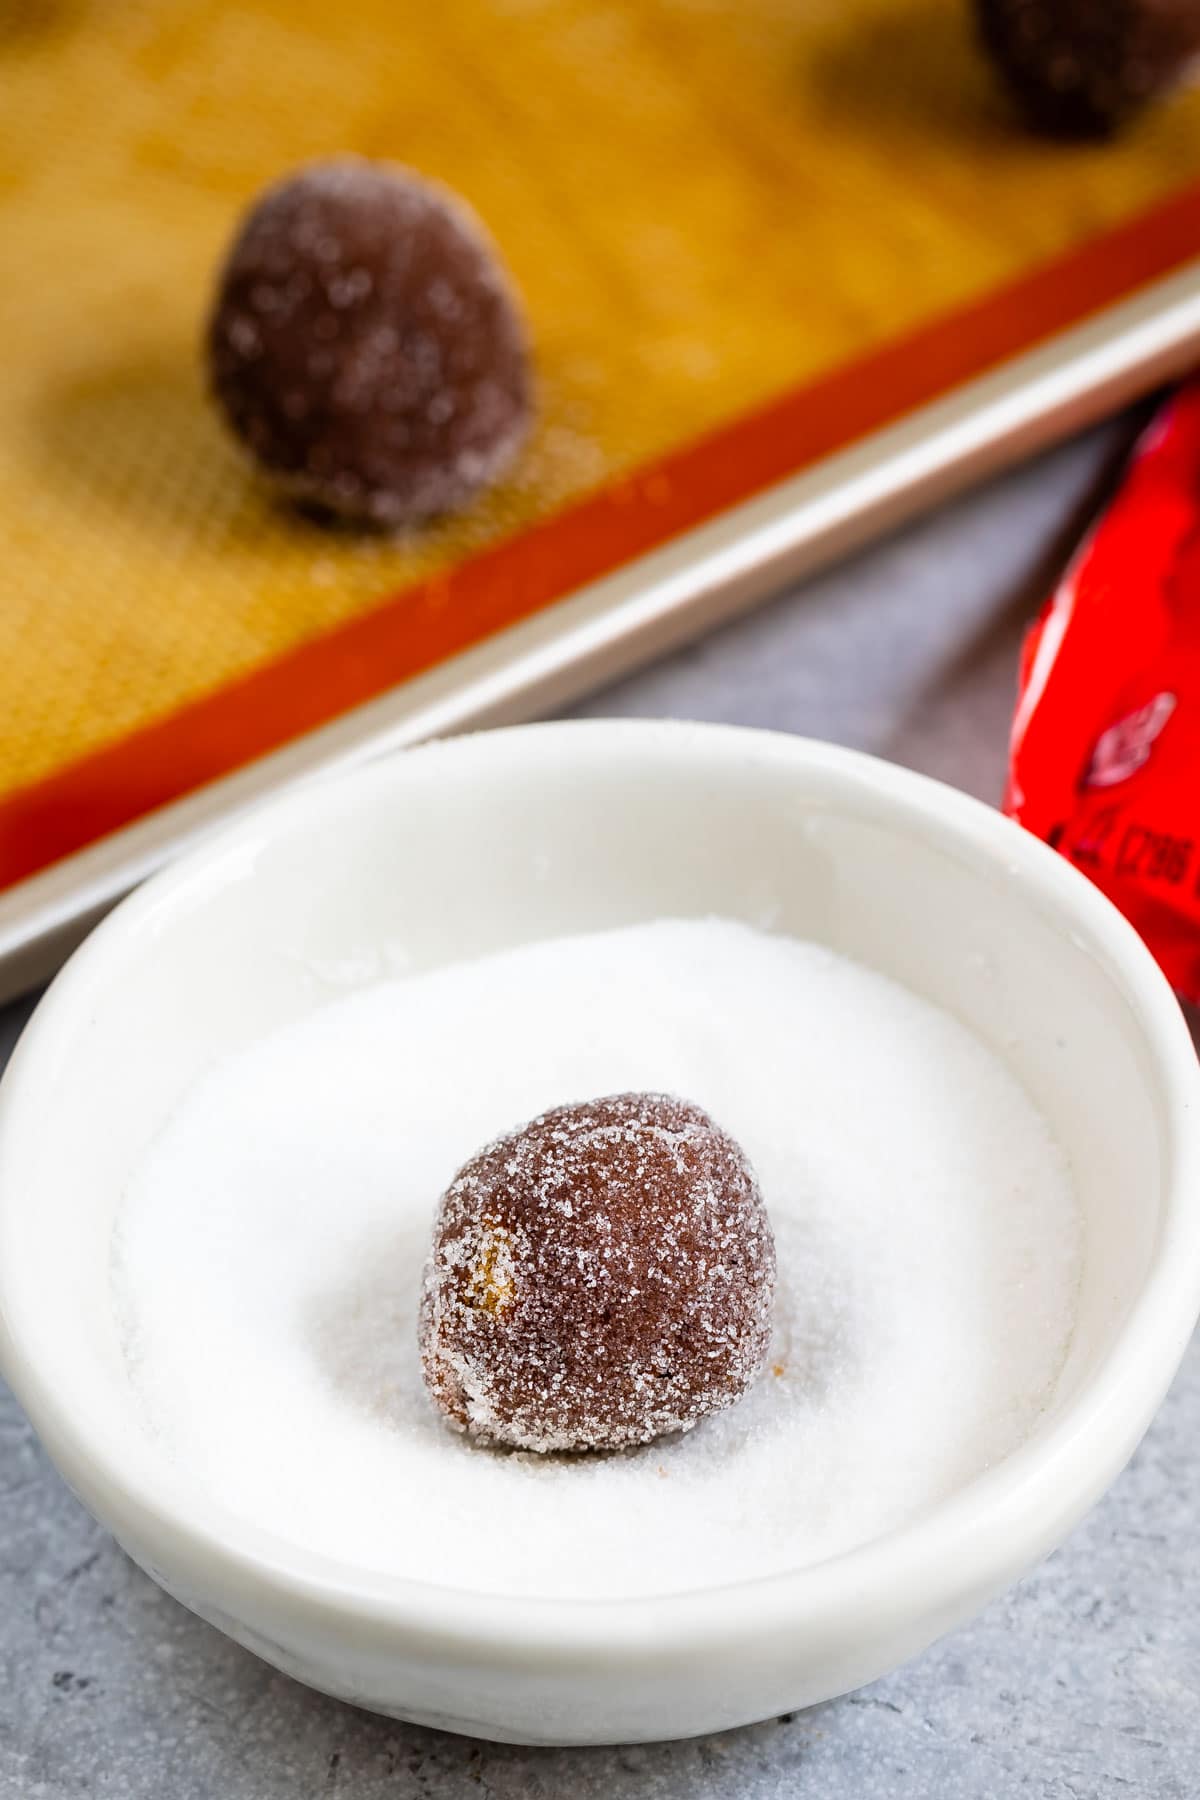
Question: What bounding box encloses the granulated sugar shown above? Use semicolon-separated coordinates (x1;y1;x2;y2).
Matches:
111;919;1081;1600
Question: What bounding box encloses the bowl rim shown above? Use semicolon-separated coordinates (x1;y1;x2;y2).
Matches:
1;717;1198;1658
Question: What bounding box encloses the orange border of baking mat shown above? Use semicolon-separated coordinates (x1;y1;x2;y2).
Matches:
3;179;1200;894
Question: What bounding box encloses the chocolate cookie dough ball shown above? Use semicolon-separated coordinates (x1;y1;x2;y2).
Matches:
206;157;531;527
975;0;1200;137
419;1093;776;1453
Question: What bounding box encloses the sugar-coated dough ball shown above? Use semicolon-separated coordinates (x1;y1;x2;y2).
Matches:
206;157;531;527
975;0;1200;137
419;1092;776;1453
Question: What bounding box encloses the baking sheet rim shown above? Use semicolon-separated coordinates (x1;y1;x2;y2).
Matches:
3;258;1198;999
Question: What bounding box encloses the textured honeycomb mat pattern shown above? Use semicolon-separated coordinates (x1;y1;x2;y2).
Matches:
1;0;1198;809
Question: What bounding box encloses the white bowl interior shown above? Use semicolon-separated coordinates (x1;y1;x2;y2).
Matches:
1;725;1172;1578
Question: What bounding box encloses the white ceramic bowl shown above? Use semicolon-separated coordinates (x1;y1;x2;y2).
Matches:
1;720;1198;1746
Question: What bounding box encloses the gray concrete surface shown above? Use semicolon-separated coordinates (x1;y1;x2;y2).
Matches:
4;412;1199;1798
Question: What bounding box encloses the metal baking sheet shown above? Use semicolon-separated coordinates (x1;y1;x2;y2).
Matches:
3;0;1200;995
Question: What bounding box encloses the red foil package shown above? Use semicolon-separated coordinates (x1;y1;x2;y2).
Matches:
1006;385;1200;1002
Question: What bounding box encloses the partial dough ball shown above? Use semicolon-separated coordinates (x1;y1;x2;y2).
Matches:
419;1092;776;1453
975;0;1200;137
207;157;532;527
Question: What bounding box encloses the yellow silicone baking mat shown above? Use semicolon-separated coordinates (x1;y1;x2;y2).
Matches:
3;0;1200;890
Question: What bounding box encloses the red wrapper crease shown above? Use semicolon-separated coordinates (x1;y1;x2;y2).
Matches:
1006;382;1200;1002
